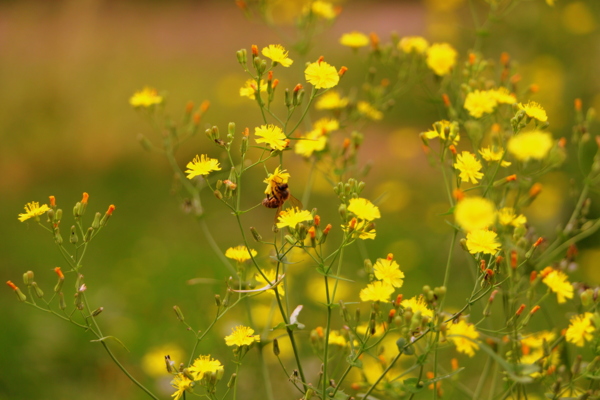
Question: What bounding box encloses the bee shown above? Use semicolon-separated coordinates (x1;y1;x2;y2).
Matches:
262;182;302;219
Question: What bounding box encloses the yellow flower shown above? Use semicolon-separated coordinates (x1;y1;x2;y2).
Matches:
142;344;185;378
426;43;457;76
454;151;483;184
479;146;511;167
264;166;290;195
170;373;194;400
357;101;383;120
255;269;284;296
255;124;288;151
239;79;267;100
295;129;328;158
398;36;429;54
225;325;260;347
276;207;313;229
454;197;497;232
185;155;221;179
313;118;339;133
521;330;556;349
373;258;404;288
225;246;257;263
490;87;516;104
342;219;376;240
18;201;50;222
518;101;548;122
348;198;381;221
498;207;527;227
464;90;497;118
328;331;347;346
401;295;433;318
541;268;573;304
129;87;163;107
466;229;501;255
566;313;596;347
315;91;348;109
422;120;460;145
508;130;554;161
261;44;293;67
305;0;337;19
188;355;223;381
305;60;340;89
447;320;480;357
340;31;369;48
359;281;394;302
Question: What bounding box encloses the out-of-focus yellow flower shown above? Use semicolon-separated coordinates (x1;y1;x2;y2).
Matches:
264;166;290;195
171;373;194;400
454;151;483;184
239;79;267;100
357;101;383;120
340;31;369;49
315;91;348;109
464;90;497;118
466;229;501;254
373;258;405;288
304;1;338;19
399;36;429;54
426;43;457;76
255;124;288;151
507;130;554;161
277;207;313;229
348;198;381;221
262;44;293;67
490;87;516;104
562;2;597;35
255;269;285;297
518;101;548;122
401;295;433;318
188;355;223;381
454;196;497;232
342;219;376;240
305;60;340;89
313;117;339;133
422;120;460;145
328;331;347;346
498;207;527;227
18;201;50;222
185;155;221;179
566;312;596;347
359;281;394;302
225;246;257;263
295;129;327;157
142;344;185;378
447;320;480;357
479;147;511;167
541;267;573;304
225;325;260;347
130;87;163;107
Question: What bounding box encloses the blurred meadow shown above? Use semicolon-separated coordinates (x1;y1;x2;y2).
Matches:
2;0;600;399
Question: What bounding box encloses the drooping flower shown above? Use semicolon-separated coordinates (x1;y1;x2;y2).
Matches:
225;246;257;263
398;36;429;54
479;146;511;167
305;60;340;89
447;320;480;357
239;79;267;100
541;267;573;304
454;196;497;232
255;124;288;151
359;281;394;302
464;90;497;118
422;120;460;145
426;43;457;76
18;202;50;222
129;87;163;108
401;295;433;318
263;166;290;195
261;44;293;67
357;101;383;120
315;91;348;109
565;313;596;347
454;151;484;184
225;325;260;347
518;101;548;122
339;31;369;49
348;198;381;221
276;207;313;229
373;258;405;288
170;373;194;400
188;355;223;381
507;130;554;161
185;155;221;179
295;129;328;158
498;207;527;227
466;229;501;255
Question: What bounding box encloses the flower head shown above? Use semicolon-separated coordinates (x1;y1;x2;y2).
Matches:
255;269;284;296
399;36;429;54
295;129;328;158
313;118;339;133
185;155;221;179
373;258;405;288
466;229;501;255
447;320;480;357
479;147;511;167
225;246;257;263
18;202;50;222
357;101;383;120
188;355;223;381
464;90;497;118
264;166;290;195
508;130;554;161
359;281;394;302
490;87;516;104
348;198;381;221
305;1;337;19
315;91;348;109
342;219;376;240
454;196;497;232
255;124;288;151
305;60;340;89
426;43;457;76
328;331;347;346
225;325;260;347
340;31;369;49
401;295;433;318
170;373;194;400
541;267;573;304
130;87;163;108
277;207;313;229
422;120;460;145
239;79;267;100
454;151;483;184
261;44;293;67
498;207;527;227
518;101;548;122
565;313;596;347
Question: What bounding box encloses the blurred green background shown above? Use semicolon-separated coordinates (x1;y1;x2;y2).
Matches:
2;0;600;399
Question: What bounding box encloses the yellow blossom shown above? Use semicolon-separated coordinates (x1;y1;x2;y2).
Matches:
454;151;484;184
315;91;348;109
328;331;347;346
401;295;433;318
348;198;381;221
464;90;497;118
185;155;221;179
18;201;50;222
508;130;554;161
357;101;383;120
239;79;267;100
490;87;516;104
276;207;313;229
566;313;596;347
447;320;480;357
313;118;339;133
399;36;429;54
225;325;260;347
479;146;511;167
305;1;337;19
261;44;293;67
518;101;548;122
295;129;328;158
359;281;394;302
225;246;257;263
305;60;340;89
342;219;376;240
426;43;457;76
422;120;460;145
129;87;163;107
255;269;284;296
188;355;223;381
142;344;185;378
466;229;501;255
255;124;288;151
170;373;194;400
454;196;497;232
521;331;556;349
264;166;290;195
498;207;527;227
373;258;405;288
340;31;369;49
542;268;573;304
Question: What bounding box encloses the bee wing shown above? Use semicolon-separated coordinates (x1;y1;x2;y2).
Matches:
273;204;283;224
287;194;303;210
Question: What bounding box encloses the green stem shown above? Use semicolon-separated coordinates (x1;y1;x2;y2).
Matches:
361;351;403;400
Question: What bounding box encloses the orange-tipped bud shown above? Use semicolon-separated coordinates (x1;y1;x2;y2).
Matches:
380;78;390;87
193;112;201;125
235;0;247;10
558;137;566;148
81;192;89;204
530;305;541;315
530;270;537;282
448;144;457;155
421;144;430;154
369;32;379;49
49;195;56;207
293;84;303;92
395;294;403;307
387;253;394;261
529;183;542;197
200;100;210;113
243;127;249;137
343;138;351;149
388;309;396;320
540;266;553;278
349;217;357;230
314;215;321;226
315;326;324;337
268;71;273;81
496;255;504;264
251;45;258;57
317;56;324;64
491;123;501;134
6;280;17;290
500;52;510;67
533;237;544;247
575;98;582;111
351;383;361;391
106;205;115;216
272;79;279;88
451;358;459;371
223;180;237;190
54;267;64;279
442;93;451;107
511;250;518;269
529;84;539;93
489;289;499;302
308;226;316;239
510;74;521;84
338;66;348;76
185;101;194;114
453;189;465;201
515;304;526;316
468;53;476;65
485;268;494;277
546;365;556;375
506;174;517;182
323;224;332;234
480;259;486;271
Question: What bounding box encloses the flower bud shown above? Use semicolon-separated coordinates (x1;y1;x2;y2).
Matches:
23;271;34;286
31;282;44;298
69;226;78;245
227;373;237;388
215;294;222;307
73;202;81;218
236;49;247;65
84;227;94;242
165;355;174;373
173;305;184;321
55;208;63;222
59;292;66;310
581;289;594;306
284;88;292;107
91;212;101;229
250;227;262;242
100;205;115;226
273;338;280;356
92;307;104;317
